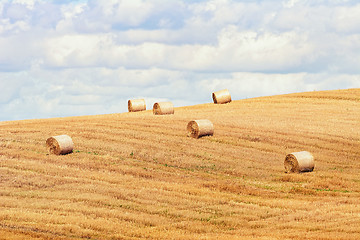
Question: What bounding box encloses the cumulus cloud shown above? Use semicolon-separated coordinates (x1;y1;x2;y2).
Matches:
1;0;360;121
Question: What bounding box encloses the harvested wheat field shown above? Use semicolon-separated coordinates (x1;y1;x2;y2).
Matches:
0;89;359;240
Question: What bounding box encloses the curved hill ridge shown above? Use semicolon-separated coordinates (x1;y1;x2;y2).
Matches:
0;89;359;239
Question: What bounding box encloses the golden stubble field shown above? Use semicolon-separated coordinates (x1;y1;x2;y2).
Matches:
0;89;359;240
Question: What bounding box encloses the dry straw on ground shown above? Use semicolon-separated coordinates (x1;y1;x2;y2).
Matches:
2;89;360;240
153;102;174;115
187;119;214;138
128;99;146;112
46;135;74;155
284;151;315;173
212;89;232;104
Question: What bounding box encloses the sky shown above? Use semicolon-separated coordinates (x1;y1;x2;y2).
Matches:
0;0;360;121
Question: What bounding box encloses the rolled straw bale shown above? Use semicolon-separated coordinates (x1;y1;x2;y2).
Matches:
284;151;314;173
187;119;214;138
212;89;231;104
153;102;174;115
46;135;74;155
128;99;146;112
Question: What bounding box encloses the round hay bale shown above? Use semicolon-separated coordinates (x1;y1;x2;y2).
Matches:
153;102;174;115
46;135;74;155
284;151;314;173
128;99;146;112
212;89;231;104
187;119;214;138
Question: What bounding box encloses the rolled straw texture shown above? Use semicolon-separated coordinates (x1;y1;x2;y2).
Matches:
128;99;146;112
153;102;174;115
46;135;74;155
187;119;214;138
284;151;314;173
212;89;232;104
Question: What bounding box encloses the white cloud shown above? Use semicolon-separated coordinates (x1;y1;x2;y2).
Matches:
333;4;360;33
1;0;360;121
41;27;316;73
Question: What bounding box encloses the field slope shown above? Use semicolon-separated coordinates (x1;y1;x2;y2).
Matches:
0;89;359;239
